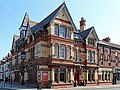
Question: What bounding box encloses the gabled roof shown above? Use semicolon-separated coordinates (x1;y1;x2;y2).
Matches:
79;26;99;40
11;34;20;50
35;2;77;33
74;32;83;40
19;12;29;29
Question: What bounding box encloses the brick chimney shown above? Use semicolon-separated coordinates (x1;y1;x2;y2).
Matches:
80;17;86;32
102;37;111;42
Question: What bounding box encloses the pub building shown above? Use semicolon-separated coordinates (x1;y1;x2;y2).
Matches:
2;2;120;88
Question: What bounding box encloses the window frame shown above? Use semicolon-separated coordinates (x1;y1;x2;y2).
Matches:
60;44;66;59
54;43;59;58
66;27;71;39
54;24;59;36
60;26;65;38
66;46;71;59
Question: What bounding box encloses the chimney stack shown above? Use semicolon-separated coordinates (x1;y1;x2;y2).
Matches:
102;37;111;42
80;17;86;32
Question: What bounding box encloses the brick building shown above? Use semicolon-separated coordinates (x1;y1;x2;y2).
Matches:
1;2;120;88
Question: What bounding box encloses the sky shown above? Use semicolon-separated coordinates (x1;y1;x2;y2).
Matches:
0;0;120;59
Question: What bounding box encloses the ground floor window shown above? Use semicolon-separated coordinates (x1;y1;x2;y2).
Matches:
92;70;95;81
60;69;65;82
54;69;58;82
105;71;107;80
88;70;91;81
67;70;70;82
108;71;110;81
102;71;104;81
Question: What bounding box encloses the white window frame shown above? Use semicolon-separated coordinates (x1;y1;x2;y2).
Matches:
60;45;65;59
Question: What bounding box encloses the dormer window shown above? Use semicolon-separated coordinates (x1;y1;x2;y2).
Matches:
20;26;26;39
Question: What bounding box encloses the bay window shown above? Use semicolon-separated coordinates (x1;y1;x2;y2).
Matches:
92;51;95;62
78;50;81;61
88;50;91;61
54;44;58;58
74;49;77;61
54;24;59;36
66;28;71;39
60;45;65;58
66;46;71;59
60;26;65;38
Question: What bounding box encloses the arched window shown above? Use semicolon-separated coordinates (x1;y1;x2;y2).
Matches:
54;24;59;36
88;50;91;61
77;50;81;61
60;45;66;58
54;44;58;58
92;51;95;62
66;46;71;59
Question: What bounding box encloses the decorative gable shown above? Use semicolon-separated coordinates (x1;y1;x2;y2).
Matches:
56;8;69;21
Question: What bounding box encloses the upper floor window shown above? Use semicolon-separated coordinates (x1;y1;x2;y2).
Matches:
54;44;58;58
101;47;104;54
88;50;91;61
101;55;104;66
92;51;95;63
66;46;71;59
74;49;77;61
66;28;71;39
108;56;111;66
115;56;119;67
115;50;118;56
60;26;65;38
54;24;59;36
108;48;111;55
77;50;81;61
60;45;65;58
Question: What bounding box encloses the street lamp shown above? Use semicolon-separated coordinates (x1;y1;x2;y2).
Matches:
20;51;26;85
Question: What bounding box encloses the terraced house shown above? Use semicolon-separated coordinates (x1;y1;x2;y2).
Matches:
1;2;120;88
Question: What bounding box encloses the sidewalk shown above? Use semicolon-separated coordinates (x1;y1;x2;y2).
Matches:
0;83;120;90
57;84;120;90
0;82;37;90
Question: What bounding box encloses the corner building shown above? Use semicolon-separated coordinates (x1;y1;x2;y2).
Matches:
10;2;120;88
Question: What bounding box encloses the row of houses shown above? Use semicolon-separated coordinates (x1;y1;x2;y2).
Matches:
1;2;120;88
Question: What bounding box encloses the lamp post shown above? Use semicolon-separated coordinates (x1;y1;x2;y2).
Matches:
20;51;26;85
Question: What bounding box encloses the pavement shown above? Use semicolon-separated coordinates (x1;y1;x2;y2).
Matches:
56;84;120;90
0;82;35;90
0;83;120;90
